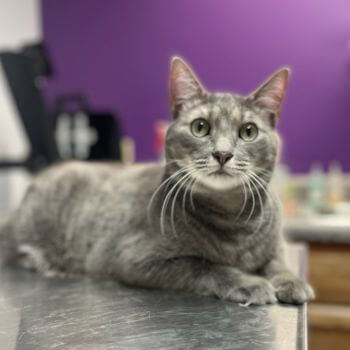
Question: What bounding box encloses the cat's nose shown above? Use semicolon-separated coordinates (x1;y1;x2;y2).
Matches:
212;151;233;167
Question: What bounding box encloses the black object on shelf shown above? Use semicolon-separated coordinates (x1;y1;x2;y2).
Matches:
0;46;122;174
52;94;121;161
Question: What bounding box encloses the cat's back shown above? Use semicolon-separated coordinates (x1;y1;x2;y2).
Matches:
10;161;164;273
29;160;163;197
15;161;164;244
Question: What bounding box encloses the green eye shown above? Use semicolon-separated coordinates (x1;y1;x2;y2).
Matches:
239;123;258;142
191;118;210;138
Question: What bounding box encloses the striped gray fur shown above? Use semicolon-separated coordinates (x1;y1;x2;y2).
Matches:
0;57;313;305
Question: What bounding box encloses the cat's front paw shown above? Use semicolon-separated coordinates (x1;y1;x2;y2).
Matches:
272;275;315;304
224;276;277;306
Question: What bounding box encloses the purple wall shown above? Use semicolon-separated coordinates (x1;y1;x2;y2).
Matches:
42;0;350;172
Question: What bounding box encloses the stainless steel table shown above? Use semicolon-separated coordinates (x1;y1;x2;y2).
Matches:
0;246;307;350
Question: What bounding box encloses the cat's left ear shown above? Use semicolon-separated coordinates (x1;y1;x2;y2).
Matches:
248;68;290;125
169;57;206;117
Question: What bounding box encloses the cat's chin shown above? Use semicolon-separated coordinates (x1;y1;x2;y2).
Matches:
196;173;241;191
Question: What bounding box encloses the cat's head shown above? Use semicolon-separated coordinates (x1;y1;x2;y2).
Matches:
165;57;289;190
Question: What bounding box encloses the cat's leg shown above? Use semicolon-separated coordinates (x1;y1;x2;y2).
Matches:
17;244;50;271
115;257;277;305
261;258;315;304
17;244;63;278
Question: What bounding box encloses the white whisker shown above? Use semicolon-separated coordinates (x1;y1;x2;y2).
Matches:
170;170;197;236
248;174;265;233
182;176;196;223
236;174;248;220
189;176;199;210
160;169;196;236
147;165;193;223
248;169;277;231
245;175;256;223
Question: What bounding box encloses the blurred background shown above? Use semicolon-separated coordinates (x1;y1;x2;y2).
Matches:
0;1;350;348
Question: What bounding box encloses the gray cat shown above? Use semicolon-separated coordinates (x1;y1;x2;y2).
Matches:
0;57;314;305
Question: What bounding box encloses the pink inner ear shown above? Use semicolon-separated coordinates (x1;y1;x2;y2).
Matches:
253;69;289;117
170;58;205;112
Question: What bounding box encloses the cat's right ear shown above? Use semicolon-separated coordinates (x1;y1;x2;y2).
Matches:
247;68;290;125
169;57;206;117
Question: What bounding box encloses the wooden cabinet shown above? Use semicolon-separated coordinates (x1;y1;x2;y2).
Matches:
308;243;350;349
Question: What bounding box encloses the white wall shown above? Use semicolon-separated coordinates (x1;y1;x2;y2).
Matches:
0;0;42;210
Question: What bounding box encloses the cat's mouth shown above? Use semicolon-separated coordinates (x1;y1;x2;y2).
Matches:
209;169;232;177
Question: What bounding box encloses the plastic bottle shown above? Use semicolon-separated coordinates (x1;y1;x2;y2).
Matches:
327;161;344;211
307;163;326;213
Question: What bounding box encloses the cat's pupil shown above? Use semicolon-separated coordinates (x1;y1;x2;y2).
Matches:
198;122;204;131
246;126;251;136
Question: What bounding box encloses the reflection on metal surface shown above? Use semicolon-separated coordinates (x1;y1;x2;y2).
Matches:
0;266;305;350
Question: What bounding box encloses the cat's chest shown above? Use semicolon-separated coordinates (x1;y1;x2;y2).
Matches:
204;233;272;272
